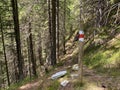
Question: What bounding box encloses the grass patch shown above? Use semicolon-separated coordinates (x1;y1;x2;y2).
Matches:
6;76;37;90
96;67;120;76
84;46;120;67
84;50;106;68
84;38;120;76
48;80;59;90
74;81;85;90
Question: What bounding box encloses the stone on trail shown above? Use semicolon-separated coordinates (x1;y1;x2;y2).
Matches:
60;80;69;87
71;73;79;79
72;64;79;70
51;70;67;79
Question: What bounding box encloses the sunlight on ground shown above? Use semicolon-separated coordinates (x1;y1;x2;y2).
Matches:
85;84;104;90
75;82;105;90
19;81;41;90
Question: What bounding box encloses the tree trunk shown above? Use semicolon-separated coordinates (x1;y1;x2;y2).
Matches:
0;16;10;86
27;37;32;80
63;0;66;54
0;62;3;88
10;33;18;83
48;0;52;64
38;32;43;65
11;0;24;80
28;22;37;77
51;0;57;66
56;0;60;61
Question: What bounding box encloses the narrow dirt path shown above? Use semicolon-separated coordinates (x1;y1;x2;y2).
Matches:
83;66;120;90
57;64;120;90
17;60;120;90
18;80;42;90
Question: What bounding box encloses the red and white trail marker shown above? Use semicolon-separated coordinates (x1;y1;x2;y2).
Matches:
79;30;84;42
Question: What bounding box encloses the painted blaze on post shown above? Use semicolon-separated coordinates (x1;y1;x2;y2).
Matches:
79;30;84;42
78;30;84;83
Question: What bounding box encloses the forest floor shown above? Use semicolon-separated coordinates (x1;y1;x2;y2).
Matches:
18;35;120;90
18;80;41;90
18;56;120;90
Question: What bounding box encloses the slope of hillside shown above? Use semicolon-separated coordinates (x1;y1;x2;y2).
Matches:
7;33;120;90
38;34;120;90
84;34;120;76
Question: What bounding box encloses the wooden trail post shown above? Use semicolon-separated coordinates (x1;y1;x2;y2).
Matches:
78;30;84;83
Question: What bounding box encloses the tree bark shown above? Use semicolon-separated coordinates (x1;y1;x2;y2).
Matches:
27;37;32;80
51;0;56;66
48;0;52;64
51;0;57;66
0;16;10;86
56;0;60;61
11;0;24;80
10;33;18;83
38;32;43;65
28;22;37;77
63;0;66;54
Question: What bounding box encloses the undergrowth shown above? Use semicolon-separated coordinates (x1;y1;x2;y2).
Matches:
84;38;120;76
74;81;85;90
5;76;37;90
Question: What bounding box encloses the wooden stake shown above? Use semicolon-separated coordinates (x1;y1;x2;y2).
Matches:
78;41;84;83
79;0;84;84
78;30;84;84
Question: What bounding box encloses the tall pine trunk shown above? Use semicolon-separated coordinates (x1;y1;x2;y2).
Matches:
56;0;60;61
27;37;32;79
0;16;10;86
10;34;18;83
11;0;24;80
51;0;57;66
48;0;52;64
38;32;43;65
28;22;37;77
63;0;66;54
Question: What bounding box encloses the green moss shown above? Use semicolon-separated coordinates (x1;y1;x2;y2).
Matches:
48;80;59;90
